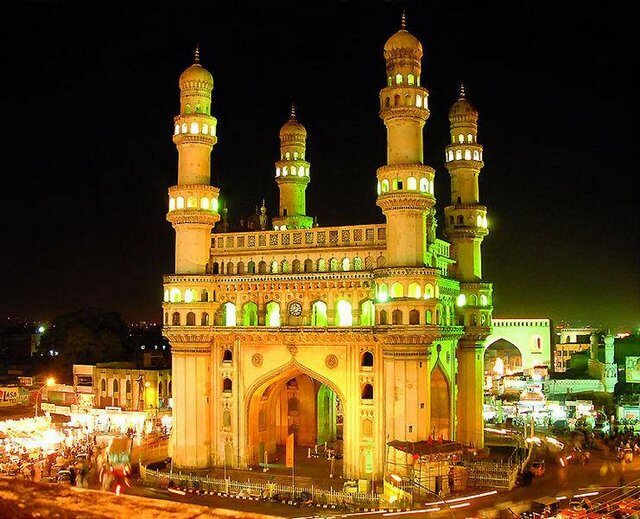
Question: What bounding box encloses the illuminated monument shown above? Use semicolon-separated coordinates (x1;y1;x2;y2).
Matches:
162;17;492;480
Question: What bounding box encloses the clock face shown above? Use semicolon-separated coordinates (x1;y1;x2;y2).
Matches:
289;302;303;317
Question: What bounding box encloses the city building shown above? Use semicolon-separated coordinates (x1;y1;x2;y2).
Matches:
162;17;494;481
554;327;594;372
92;362;171;412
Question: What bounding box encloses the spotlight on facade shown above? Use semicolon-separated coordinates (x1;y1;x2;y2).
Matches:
46;377;55;387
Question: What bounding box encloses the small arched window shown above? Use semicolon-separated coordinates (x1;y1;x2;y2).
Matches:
409;309;420;325
362;383;374;400
381;179;390;193
186;312;196;326
101;379;106;392
341;257;350;271
455;150;462;160
223;349;233;362
464;149;472;160
258;261;267;274
113;379;119;393
394;94;400;106
407;73;415;85
426;310;433;324
176;196;185;209
237;261;245;274
390;282;404;298
169;198;176;211
201;312;209;326
211;262;219;274
200;197;210;210
362;351;374;367
457;215;464;225
467;134;473;143
304;259;313;272
384;97;390;108
420;178;428;192
395;73;402;85
164;312;168;324
201;289;209;302
222;378;232;392
329;258;339;272
480;294;488;306
353;257;363;270
392;309;403;325
379;309;388;325
448;150;454;161
458;134;464;143
171;312;181;325
271;260;278;273
407;177;417;190
248;261;256;274
125;380;131;393
416;95;422;108
281;259;290;273
317;258;326;272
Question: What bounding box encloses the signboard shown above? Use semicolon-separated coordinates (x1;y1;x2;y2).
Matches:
18;377;34;387
41;403;56;413
0;387;19;407
105;406;122;412
285;433;294;468
626;357;640;383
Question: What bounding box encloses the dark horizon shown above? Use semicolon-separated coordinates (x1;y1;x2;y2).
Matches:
1;1;638;328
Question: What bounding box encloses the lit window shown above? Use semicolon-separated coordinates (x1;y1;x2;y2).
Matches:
341;257;350;271
448;150;454;161
184;289;195;303
416;95;422;108
424;284;433;299
271;261;278;273
187;196;197;208
388;76;392;86
408;74;415;85
455;150;462;160
282;167;288;176
408;282;421;299
223;303;236;327
281;225;287;230
456;294;467;307
176;196;185;209
202;123;208;135
360;301;375;326
169;287;182;302
336;300;353;327
476;215;482;227
266;301;280;327
407;177;417;190
377;283;388;303
381;179;390;193
420;178;428;192
163;289;169;302
480;294;488;306
473;150;479;160
276;167;281;177
311;301;328;326
169;197;176;211
305;167;310;177
458;134;464;143
377;182;381;195
467;134;473;143
181;123;187;134
200;197;210;210
285;152;290;159
190;122;199;134
464;149;472;160
395;73;402;85
390;282;404;298
293;151;298;159
211;198;219;212
174;124;180;135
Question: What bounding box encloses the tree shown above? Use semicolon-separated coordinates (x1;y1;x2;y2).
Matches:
39;308;128;371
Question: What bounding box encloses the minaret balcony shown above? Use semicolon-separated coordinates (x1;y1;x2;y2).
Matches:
166;209;219;227
173;113;217;138
168;185;220;214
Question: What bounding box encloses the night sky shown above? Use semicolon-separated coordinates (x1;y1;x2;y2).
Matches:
1;1;638;327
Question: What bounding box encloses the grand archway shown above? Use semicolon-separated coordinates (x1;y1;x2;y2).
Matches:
430;364;451;439
246;369;343;473
484;339;523;395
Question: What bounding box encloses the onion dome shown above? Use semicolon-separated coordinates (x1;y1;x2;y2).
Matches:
384;11;422;54
449;83;478;125
279;104;307;140
179;46;213;90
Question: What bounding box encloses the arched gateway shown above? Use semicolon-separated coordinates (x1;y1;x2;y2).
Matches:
244;363;346;472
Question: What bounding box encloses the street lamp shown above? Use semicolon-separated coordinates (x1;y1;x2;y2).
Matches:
389;473;455;519
35;377;56;417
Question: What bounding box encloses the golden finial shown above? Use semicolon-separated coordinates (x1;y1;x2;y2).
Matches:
194;44;200;63
459;82;466;99
290;103;296;120
401;9;407;30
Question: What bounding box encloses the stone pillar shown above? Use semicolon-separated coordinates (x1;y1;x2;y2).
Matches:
456;340;484;448
171;342;213;468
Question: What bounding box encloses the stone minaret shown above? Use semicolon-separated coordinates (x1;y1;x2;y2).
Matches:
168;47;220;274
376;12;434;267
444;84;493;448
165;48;219;468
272;105;313;230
